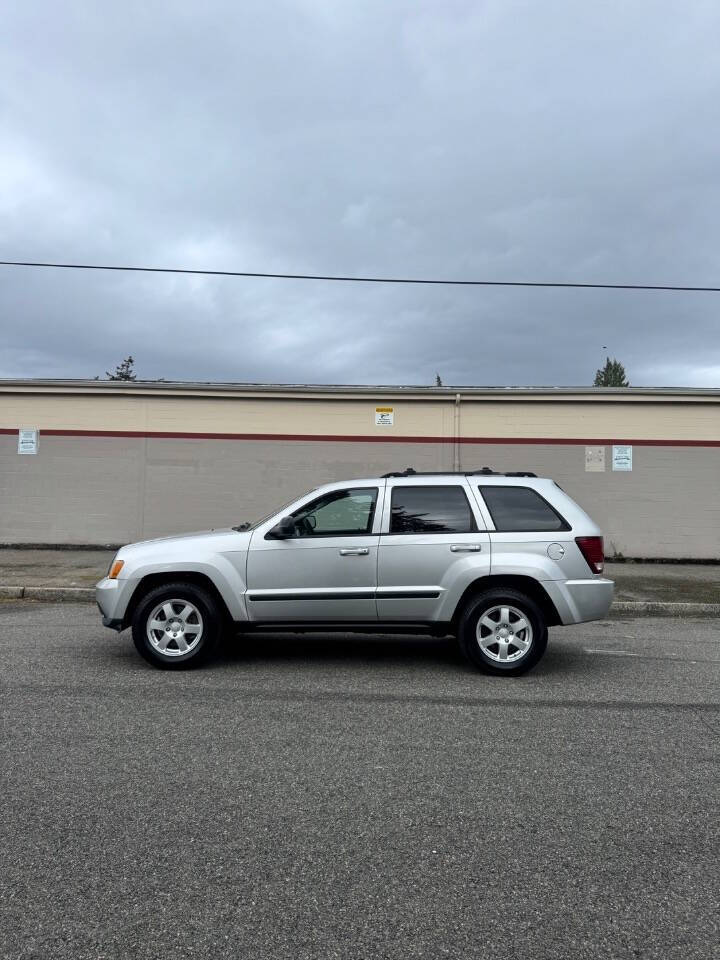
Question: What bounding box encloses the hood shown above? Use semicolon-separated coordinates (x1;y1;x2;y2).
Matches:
117;527;253;560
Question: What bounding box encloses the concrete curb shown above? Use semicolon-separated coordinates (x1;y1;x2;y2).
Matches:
0;586;24;599
2;586;95;602
1;587;718;617
611;600;720;617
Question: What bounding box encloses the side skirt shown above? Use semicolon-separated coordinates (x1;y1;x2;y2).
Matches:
233;621;454;638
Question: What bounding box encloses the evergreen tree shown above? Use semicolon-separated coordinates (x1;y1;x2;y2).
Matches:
105;356;137;381
594;357;629;387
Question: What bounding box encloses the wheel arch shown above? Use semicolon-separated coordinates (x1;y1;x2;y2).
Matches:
122;572;234;630
450;574;562;630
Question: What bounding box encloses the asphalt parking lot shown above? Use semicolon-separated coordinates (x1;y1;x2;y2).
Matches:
1;604;718;960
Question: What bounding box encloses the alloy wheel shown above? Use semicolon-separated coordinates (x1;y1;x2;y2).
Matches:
146;599;204;657
476;604;533;663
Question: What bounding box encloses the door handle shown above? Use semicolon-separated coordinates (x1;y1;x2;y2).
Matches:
450;544;482;552
339;547;369;556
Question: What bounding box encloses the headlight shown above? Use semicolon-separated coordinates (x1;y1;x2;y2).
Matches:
108;558;125;579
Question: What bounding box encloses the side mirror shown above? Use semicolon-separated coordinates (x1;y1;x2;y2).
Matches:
268;516;296;540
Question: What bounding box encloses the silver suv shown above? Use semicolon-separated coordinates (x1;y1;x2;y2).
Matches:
96;468;613;675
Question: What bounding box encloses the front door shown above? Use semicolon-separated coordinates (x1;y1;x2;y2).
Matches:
246;485;382;622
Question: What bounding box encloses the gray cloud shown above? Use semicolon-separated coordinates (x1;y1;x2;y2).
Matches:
1;0;719;386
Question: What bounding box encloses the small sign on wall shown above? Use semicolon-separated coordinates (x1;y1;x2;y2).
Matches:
18;428;39;455
585;445;605;472
612;445;633;471
375;407;394;427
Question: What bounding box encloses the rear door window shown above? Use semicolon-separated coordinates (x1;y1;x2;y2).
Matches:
479;486;569;532
390;486;476;534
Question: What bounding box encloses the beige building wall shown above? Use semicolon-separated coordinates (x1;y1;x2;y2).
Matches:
2;386;719;441
1;382;718;557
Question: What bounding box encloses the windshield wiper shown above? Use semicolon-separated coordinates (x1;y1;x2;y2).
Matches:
232;521;252;531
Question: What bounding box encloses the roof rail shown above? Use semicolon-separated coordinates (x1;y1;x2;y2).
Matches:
381;467;537;479
381;468;418;478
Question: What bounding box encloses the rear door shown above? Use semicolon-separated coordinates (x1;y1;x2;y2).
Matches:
376;478;490;621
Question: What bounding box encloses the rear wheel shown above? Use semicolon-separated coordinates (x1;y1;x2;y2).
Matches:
131;581;223;669
458;589;547;676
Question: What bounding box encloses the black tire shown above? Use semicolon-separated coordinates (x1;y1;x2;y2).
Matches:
131;581;224;670
457;589;548;676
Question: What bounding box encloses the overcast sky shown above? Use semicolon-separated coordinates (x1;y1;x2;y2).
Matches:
1;0;719;387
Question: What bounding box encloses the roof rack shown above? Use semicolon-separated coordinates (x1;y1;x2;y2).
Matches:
382;468;419;477
381;467;537;478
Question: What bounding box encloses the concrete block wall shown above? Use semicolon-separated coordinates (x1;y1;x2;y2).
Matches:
1;431;719;557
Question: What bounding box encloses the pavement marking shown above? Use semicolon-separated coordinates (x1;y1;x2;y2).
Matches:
585;648;640;657
584;647;720;664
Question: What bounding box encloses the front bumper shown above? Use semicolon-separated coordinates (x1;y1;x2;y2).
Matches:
545;577;615;625
96;577;133;631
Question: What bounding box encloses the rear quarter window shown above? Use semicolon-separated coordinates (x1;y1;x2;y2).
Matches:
479;486;570;532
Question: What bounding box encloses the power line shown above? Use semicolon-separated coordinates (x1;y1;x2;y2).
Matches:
1;259;719;292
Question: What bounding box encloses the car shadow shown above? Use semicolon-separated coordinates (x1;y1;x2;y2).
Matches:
217;631;465;669
213;629;587;678
101;627;589;679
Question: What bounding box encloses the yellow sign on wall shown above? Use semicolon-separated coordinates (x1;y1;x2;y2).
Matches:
375;407;394;426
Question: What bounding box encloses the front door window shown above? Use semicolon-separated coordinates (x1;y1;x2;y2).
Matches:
291;488;378;537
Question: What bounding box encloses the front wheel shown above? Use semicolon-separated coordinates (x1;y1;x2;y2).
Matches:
131;581;223;669
458;589;548;676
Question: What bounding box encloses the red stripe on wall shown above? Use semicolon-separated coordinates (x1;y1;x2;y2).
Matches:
1;427;719;446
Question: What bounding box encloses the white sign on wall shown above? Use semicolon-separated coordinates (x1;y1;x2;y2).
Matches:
375;407;394;427
612;445;633;471
585;445;605;472
18;428;39;455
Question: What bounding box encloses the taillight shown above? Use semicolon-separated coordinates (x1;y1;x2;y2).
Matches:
575;536;604;574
